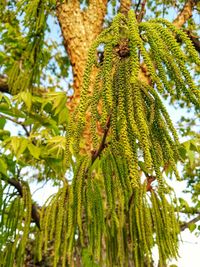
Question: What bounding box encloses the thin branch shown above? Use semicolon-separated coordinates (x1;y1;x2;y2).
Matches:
184;30;200;53
135;0;142;14
181;212;200;231
173;0;198;28
2;177;40;229
91;115;111;164
136;0;147;22
0;114;30;137
172;0;200;53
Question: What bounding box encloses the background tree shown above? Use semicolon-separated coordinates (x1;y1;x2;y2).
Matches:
0;0;200;266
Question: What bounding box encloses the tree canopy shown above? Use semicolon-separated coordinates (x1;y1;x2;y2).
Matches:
0;1;200;266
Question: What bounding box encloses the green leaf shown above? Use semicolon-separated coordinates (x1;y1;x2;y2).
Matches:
182;140;190;151
188;223;196;233
178;145;187;161
0;157;7;176
82;248;100;267
0;117;6;129
48;92;67;116
187;150;195;165
190;139;199;152
2;95;11;105
0;129;10;140
46;136;65;157
11;137;20;155
11;137;27;158
28;143;40;159
0;103;26;118
45;158;64;175
58;107;69;124
21;91;32;111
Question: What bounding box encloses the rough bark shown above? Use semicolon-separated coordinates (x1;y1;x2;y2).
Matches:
173;0;198;28
119;0;131;14
56;0;108;111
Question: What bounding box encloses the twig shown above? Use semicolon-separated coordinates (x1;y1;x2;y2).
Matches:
181;212;200;231
91;115;111;164
0;114;30;137
184;30;200;53
136;0;147;22
135;0;142;14
32;180;48;196
128;163;170;208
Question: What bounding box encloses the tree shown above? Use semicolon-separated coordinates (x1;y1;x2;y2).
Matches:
0;0;200;266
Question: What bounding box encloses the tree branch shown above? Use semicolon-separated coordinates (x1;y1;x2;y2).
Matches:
119;0;131;15
56;0;108;111
136;0;147;22
91;115;111;164
135;0;142;14
173;0;198;28
2;177;40;229
184;30;200;53
0;75;9;94
0;114;30;136
181;212;200;231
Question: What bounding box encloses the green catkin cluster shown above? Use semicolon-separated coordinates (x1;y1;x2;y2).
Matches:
7;0;50;94
17;185;32;266
139;20;200;106
0;184;32;267
35;9;200;267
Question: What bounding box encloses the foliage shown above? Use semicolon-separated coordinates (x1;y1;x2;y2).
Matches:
0;1;200;267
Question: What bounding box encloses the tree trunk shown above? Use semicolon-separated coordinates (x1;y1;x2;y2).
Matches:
56;0;108;112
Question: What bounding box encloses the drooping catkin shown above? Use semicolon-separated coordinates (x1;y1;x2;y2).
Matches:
32;9;200;266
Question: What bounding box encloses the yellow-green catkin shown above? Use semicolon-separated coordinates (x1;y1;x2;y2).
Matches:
37;204;46;261
116;60;140;188
153;18;200;65
131;81;152;170
90;72;102;148
128;10;163;92
13;185;31;267
102;43;114;111
55;9;200;266
54;184;68;267
140;23;174;95
76;157;88;245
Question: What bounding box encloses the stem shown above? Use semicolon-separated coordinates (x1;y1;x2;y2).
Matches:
136;0;147;22
91;115;111;164
0;114;30;137
135;0;142;14
181;212;200;231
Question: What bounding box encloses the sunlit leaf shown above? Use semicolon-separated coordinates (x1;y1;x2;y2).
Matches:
28;143;40;159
